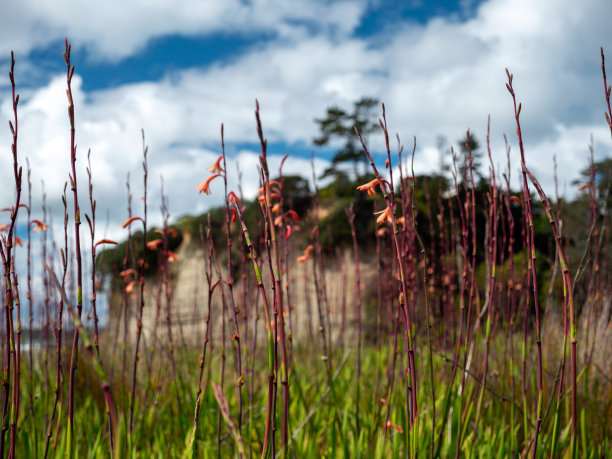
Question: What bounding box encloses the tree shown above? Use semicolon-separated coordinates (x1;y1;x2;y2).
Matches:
314;97;380;179
457;131;484;183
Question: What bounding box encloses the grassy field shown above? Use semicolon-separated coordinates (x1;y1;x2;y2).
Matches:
0;40;611;458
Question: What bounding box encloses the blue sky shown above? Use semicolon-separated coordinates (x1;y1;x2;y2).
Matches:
0;0;610;243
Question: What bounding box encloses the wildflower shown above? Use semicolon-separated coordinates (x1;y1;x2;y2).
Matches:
195;173;222;195
356;178;380;197
167;251;179;263
126;280;136;293
228;191;241;205
31;220;48;232
374;206;392;225
209;155;224;174
286;210;300;222
94;239;117;249
510;196;521;205
119;269;136;279
146;239;163;250
577;183;591;191
0;224;9;232
385;420;403;434
297;245;314;263
285;225;292;240
14;237;23;247
122;216;143;228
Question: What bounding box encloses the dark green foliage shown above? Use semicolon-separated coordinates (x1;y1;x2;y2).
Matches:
97;225;183;277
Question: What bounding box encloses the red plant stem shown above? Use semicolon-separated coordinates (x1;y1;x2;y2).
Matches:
211;225;228;456
373;199;383;400
453;138;477;457
44;185;69;459
502;138;517;457
601;47;612;140
474;117;498;442
346;204;362;434
355;113;418;428
25;159;34;431
63;39;85;451
309;152;331;367
85;151;101;358
254;103;290;453
522;165;576;459
159;186;181;413
186;220;215;450
220;125;244;432
232;195;275;458
505;68;546;457
0;50;23;459
277;155;294;365
128;130;148;433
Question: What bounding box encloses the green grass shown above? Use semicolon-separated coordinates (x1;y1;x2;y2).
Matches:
14;334;611;458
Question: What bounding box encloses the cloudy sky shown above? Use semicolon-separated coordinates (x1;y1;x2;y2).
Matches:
0;0;611;244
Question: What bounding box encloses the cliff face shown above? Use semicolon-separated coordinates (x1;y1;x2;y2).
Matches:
110;231;378;350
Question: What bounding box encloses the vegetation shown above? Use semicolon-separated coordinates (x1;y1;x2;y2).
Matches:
0;39;611;458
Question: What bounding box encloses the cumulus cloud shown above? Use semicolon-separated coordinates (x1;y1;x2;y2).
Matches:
0;0;610;249
0;0;365;61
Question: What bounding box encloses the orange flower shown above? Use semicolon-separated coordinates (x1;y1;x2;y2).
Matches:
122;216;143;228
119;269;136;279
577;183;591;191
374;206;392;225
31;220;48;232
167;251;178;263
297;245;314;263
209;155;224;174
0;224;9;232
195;173;221;195
356;178;380;197
146;239;163;250
14;237;23;247
94;239;117;249
510;196;521;205
125;280;137;293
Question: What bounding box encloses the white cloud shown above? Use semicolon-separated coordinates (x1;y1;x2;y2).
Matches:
0;0;610;247
0;0;365;61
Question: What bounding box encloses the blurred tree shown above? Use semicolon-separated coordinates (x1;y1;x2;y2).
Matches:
457;131;484;183
575;157;612;212
314;97;380;179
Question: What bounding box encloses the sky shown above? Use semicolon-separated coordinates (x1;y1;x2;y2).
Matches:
0;0;611;249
